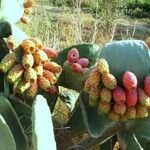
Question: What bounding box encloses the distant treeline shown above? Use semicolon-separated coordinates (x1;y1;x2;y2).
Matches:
126;0;150;18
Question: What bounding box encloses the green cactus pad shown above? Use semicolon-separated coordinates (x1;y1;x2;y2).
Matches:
100;40;150;87
54;43;101;67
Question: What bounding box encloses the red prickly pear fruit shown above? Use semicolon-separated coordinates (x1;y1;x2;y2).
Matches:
7;64;24;84
144;75;150;96
22;54;34;69
100;87;112;103
138;88;150;107
126;89;138;107
98;101;110;114
102;73;117;90
67;48;79;63
114;103;126;115
97;58;109;74
37;76;51;92
113;86;126;104
43;47;58;59
126;106;136;119
123;71;137;91
20;39;36;54
43;61;62;73
71;63;82;73
43;70;57;84
0;52;16;73
77;58;89;68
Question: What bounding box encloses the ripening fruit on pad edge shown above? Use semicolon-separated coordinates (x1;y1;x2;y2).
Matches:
67;48;79;63
123;71;137;91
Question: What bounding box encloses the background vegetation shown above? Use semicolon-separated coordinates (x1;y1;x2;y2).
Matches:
18;0;150;49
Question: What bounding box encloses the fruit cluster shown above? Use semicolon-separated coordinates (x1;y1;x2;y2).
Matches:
0;38;61;99
63;48;90;73
84;58;150;121
21;0;35;24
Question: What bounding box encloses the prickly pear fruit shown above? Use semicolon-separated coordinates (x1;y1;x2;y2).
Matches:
43;61;62;73
126;106;136;119
88;86;99;107
0;52;16;73
113;86;126;104
136;105;148;118
20;39;36;54
100;87;112;103
126;89;138;107
144;75;150;96
138;88;150;107
108;110;120;121
97;58;109;74
30;37;43;49
7;64;24;83
22;54;34;69
114;103;126;115
71;63;82;73
33;50;48;65
25;81;38;98
43;70;57;84
37;76;51;92
67;48;79;63
33;65;43;76
14;79;30;94
77;58;89;68
98;101;110;114
102;73;117;90
24;68;37;83
123;71;137;91
43;47;58;59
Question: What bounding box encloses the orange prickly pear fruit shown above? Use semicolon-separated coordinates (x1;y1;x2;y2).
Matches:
37;76;51;92
33;50;48;65
20;39;36;54
43;70;57;84
43;61;62;73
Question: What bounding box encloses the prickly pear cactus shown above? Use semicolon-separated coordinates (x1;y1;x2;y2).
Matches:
80;40;150;149
100;40;150;87
32;95;57;150
57;44;101;91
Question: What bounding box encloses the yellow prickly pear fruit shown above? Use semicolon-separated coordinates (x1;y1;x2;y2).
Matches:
0;52;16;73
7;64;24;83
24;68;37;83
22;54;34;69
